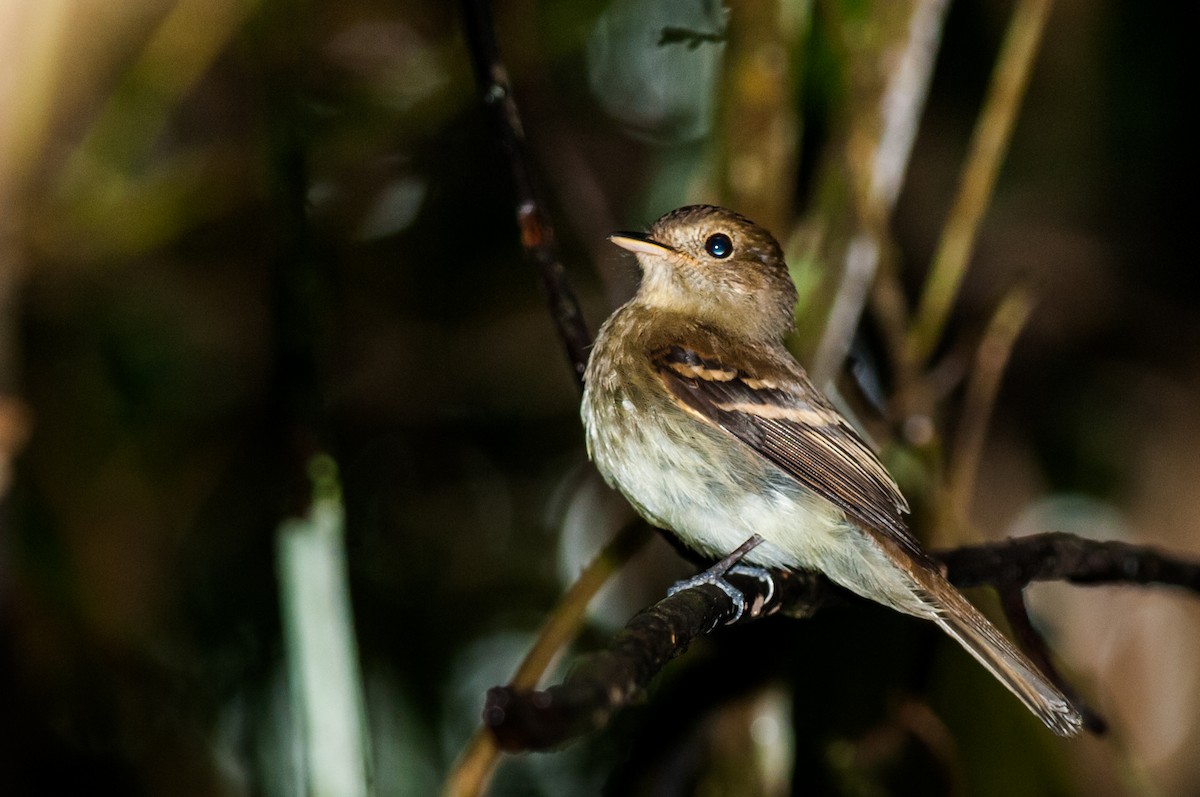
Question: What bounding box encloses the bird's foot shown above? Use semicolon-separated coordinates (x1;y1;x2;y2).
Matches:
667;534;772;624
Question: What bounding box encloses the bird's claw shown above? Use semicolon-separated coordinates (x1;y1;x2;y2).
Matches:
667;535;772;624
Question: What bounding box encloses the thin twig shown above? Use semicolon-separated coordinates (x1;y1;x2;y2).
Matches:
944;285;1034;537
460;0;592;386
485;532;1200;751
451;2;649;790
867;246;915;394
939;533;1200;591
811;0;950;386
442;520;652;797
907;0;1053;364
513;523;653;691
812;230;884;386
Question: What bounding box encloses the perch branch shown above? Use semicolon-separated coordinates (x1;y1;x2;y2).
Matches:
938;532;1200;591
485;531;1200;751
443;520;650;797
484;568;827;751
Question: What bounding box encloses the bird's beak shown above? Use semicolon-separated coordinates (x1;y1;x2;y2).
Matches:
608;232;675;258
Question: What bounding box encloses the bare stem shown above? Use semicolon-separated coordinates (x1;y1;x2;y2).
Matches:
514;522;652;691
945;285;1034;534
810;0;950;386
907;0;1053;364
460;0;592;386
998;587;1107;734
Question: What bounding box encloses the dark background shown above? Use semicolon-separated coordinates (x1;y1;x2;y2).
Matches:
1;0;1197;795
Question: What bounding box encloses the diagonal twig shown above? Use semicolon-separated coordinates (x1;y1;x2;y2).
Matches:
460;0;592;387
811;0;951;386
484;567;828;751
906;0;1054;365
447;4;621;793
944;285;1035;537
442;520;650;797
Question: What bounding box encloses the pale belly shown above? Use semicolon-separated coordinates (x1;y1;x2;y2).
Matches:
581;388;930;617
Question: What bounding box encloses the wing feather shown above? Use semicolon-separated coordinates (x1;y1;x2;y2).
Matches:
652;343;929;565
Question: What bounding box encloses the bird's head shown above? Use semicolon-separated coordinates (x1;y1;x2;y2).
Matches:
610;205;798;340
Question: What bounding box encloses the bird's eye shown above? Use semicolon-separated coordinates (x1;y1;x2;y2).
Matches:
704;232;733;259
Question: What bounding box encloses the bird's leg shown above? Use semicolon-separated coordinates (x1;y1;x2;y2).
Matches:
667;534;772;623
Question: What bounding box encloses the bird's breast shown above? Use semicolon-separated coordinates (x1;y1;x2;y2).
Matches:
582;360;842;570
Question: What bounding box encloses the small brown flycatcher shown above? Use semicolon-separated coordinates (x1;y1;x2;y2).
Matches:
581;204;1082;736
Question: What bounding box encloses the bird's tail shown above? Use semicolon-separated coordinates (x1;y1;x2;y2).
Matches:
928;578;1082;737
860;527;1084;736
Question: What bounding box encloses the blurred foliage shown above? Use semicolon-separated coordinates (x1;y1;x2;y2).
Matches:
1;0;1198;796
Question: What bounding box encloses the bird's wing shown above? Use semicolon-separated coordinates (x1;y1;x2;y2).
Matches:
651;341;1083;736
650;342;930;567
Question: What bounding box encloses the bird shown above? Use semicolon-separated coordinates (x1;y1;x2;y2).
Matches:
580;204;1082;737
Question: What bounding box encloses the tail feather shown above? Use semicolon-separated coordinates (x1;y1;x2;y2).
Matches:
846;524;1083;736
930;585;1082;737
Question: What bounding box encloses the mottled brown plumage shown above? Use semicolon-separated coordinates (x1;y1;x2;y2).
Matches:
581;204;1082;736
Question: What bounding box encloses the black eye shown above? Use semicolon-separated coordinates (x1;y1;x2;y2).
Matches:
704;232;733;259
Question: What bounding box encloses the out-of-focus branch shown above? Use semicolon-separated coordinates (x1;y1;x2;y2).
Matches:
460;0;592;387
0;396;28;501
484;532;1200;752
943;285;1034;540
0;3;68;506
277;458;370;797
257;3;370;792
715;0;808;236
811;0;949;386
906;0;1053;365
442;520;652;797
0;235;30;502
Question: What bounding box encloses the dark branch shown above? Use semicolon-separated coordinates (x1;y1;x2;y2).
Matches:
484;568;826;752
484;532;1200;751
938;531;1200;591
460;0;593;387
